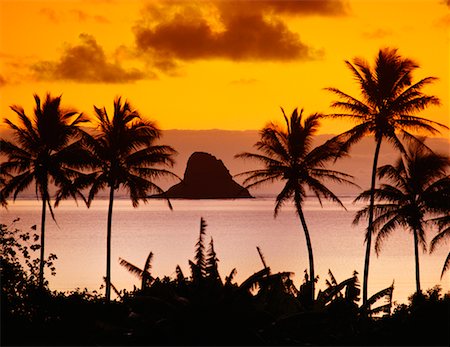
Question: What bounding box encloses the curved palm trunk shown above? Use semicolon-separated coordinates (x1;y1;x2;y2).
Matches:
38;195;47;289
363;138;382;304
413;228;421;294
105;185;115;302
295;196;315;303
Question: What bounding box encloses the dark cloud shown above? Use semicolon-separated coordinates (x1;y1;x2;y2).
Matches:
133;0;344;64
135;13;314;62
218;0;348;16
32;34;148;83
0;75;6;87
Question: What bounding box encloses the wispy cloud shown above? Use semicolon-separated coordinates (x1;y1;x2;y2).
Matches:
362;28;392;39
39;7;109;24
32;34;148;83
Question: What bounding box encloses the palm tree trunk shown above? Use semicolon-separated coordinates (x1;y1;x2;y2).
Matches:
413;228;421;294
363;137;382;305
38;195;46;289
105;185;115;302
295;195;315;303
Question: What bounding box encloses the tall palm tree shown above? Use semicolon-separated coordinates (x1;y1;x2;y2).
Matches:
0;94;89;288
353;142;450;294
84;97;177;302
236;108;355;302
326;47;447;303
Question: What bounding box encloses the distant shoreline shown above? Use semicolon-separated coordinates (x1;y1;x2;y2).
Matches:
7;194;361;201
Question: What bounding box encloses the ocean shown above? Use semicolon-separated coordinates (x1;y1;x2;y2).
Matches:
2;197;448;305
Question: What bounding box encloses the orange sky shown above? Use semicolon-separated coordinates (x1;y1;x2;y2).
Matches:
0;0;449;136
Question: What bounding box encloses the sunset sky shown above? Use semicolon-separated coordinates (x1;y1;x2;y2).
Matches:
0;0;449;135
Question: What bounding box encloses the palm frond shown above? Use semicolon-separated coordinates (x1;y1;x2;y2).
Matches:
360;282;394;313
256;246;269;272
225;268;237;285
239;268;271;292
439;252;450;279
119;257;144;278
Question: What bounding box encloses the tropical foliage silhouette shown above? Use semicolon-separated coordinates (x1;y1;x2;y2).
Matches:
117;218;400;345
236;108;355;302
0;94;89;288
119;251;155;290
354;141;450;294
326;47;447;303
82;97;178;302
2;219;449;346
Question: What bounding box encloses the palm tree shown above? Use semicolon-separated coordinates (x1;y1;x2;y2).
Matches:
353;142;450;294
0;94;89;288
84;97;177;302
326;47;447;303
236;108;355;302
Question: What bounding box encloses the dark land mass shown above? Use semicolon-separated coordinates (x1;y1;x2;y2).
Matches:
2;222;449;346
162;152;252;199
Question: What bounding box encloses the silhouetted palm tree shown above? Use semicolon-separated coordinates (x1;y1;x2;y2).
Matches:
84;97;177;302
354;142;450;294
326;47;447;303
236;108;355;301
0;94;88;288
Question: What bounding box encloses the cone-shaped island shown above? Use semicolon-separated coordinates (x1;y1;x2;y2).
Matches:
163;152;252;199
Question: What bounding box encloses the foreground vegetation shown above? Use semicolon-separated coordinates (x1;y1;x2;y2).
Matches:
1;220;449;346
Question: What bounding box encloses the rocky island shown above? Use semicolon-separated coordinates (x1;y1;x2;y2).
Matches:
163;152;252;199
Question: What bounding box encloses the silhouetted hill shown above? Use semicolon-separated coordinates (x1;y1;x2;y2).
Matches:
164;152;252;199
1;127;448;197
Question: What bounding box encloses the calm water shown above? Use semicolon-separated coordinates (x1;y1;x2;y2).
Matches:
2;198;448;305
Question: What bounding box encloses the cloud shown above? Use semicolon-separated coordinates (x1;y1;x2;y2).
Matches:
70;9;110;23
362;28;392;39
32;34;148;83
135;14;314;62
40;8;60;23
133;0;344;65
218;0;349;16
39;7;109;24
0;75;6;87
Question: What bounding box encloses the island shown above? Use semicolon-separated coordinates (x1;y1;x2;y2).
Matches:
163;152;252;199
